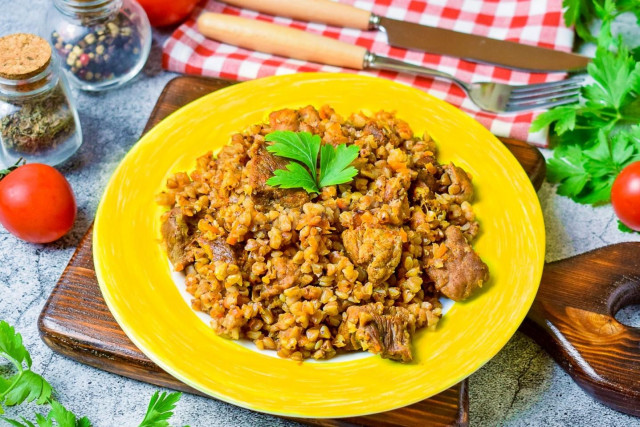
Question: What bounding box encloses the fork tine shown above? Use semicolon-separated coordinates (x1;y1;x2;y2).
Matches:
507;91;580;107
504;95;580;113
510;83;581;98
510;75;586;94
509;87;582;101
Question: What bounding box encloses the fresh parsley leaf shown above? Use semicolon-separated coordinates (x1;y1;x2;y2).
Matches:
35;414;52;427
587;42;640;110
619;220;640;233
267;162;320;193
0;321;32;370
1;416;36;427
530;106;577;134
318;143;360;188
0;377;10;393
47;400;89;427
547;145;590;197
3;371;52;407
266;131;320;180
265;131;361;193
138;391;182;427
563;0;600;41
2;400;92;427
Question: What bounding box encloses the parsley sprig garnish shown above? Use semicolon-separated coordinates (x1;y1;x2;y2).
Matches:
265;131;360;193
0;320;184;427
530;7;640;205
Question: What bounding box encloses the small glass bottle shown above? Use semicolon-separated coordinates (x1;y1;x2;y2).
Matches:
0;33;82;167
44;0;151;91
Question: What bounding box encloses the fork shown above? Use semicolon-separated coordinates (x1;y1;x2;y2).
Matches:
197;13;584;113
365;53;585;113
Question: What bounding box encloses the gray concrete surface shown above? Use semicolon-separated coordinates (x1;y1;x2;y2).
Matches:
1;2;639;426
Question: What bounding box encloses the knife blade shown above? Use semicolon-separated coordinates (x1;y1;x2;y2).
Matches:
222;0;590;72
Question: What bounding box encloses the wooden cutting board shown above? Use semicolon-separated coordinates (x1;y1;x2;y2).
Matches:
40;76;640;424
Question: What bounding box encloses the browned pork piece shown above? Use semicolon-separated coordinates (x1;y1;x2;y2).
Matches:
161;207;195;270
342;225;403;284
411;169;439;202
196;236;237;264
246;143;309;209
427;226;489;301
338;303;414;362
442;163;474;203
269;108;299;131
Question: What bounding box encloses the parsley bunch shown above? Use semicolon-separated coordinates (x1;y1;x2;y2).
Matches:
0;320;184;427
531;5;640;206
265;131;360;193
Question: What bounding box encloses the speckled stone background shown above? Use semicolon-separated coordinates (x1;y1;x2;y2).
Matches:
1;2;639;426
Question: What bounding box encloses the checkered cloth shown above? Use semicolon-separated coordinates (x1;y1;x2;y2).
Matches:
163;0;577;146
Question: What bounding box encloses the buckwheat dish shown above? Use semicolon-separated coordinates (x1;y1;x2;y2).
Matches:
157;105;489;362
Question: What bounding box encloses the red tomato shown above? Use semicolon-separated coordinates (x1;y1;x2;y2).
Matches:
137;0;200;27
0;164;76;243
612;161;640;231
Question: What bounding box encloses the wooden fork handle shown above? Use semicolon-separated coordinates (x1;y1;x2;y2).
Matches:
197;13;367;70
521;242;640;416
222;0;372;30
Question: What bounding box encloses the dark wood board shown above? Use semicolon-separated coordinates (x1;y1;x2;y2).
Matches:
40;75;549;426
521;244;640;417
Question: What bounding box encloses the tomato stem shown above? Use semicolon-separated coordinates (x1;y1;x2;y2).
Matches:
0;158;25;180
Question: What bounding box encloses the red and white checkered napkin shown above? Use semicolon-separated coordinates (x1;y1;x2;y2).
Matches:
163;0;576;147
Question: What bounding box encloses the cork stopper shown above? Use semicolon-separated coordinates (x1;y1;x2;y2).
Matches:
0;33;52;80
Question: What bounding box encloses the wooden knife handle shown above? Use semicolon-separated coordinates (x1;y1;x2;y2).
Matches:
521;242;640;416
197;13;367;70
222;0;372;30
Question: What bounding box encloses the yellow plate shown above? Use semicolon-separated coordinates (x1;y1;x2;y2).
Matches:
94;73;545;418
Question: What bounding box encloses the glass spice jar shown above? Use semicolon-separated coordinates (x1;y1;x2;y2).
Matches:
0;33;82;167
44;0;152;91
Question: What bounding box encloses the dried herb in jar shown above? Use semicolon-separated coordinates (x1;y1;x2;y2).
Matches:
0;33;82;166
0;84;76;155
52;11;143;83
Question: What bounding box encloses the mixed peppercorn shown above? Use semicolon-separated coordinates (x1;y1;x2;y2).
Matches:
51;12;142;83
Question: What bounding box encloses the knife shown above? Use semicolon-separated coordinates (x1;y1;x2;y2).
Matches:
222;0;590;72
197;12;583;115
